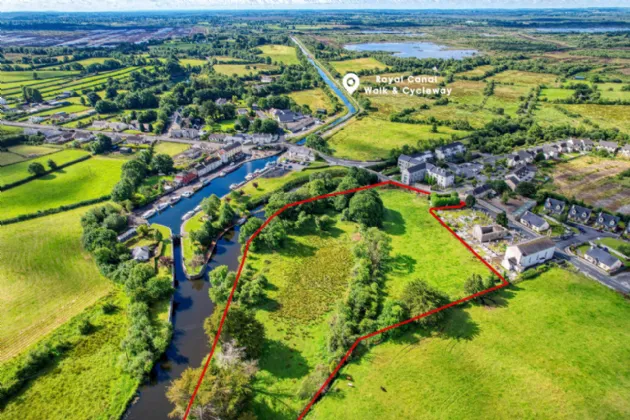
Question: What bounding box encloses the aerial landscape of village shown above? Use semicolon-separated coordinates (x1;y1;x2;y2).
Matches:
1;2;630;419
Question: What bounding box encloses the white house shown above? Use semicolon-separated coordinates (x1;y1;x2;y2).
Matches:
0;97;7;105
287;146;316;162
398;151;433;171
502;237;556;272
584;247;623;273
401;162;454;187
435;142;465;161
620;144;630;158
597;141;618;154
217;142;243;163
520;211;550;233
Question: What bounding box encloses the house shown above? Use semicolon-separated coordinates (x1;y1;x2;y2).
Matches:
584;247;623;273
566;138;580;152
132;246;151;262
401;162;454;188
56;91;73;99
456;162;483;179
180;147;202;160
435;142;465;161
520;211;550;233
73;131;95;143
544;197;566;215
580;139;594;151
472;224;508;243
46;132;74;144
237;108;249;116
91;120;109;129
597;141;618;154
287;146;316;162
255;110;268;120
506;164;536;184
215;98;229;106
502;237;556;272
285;116;317;133
620;144;630;158
273;109;303;124
542;145;558;160
117;228;137;243
398;151;434;171
170;128;199;139
0;97;7;105
507;150;534;167
110;122;129;132
29;116;45;123
468;184;495;198
174;171;198;186
568;204;592;223
506;176;520;191
120;147;132;154
217;142;243;163
204;156;223;172
171;111;183;130
261;75;275;83
595;212;620;231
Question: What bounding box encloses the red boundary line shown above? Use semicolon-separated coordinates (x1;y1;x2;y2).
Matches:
182;180;509;420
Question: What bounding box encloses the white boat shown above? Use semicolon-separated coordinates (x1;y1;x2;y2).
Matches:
229;183;239;190
219;171;227;177
157;203;169;212
245;173;254;181
182;211;195;221
254;168;262;174
142;209;156;219
194;205;202;212
229;162;235;167
201;178;211;186
182;190;194;198
169;196;180;205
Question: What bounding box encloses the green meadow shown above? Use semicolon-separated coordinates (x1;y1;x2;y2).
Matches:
258;44;301;65
0;148;89;186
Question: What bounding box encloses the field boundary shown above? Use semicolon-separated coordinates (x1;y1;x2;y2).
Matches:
182;180;509;420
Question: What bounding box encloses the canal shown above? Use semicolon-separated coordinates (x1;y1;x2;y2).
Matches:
126;155;277;419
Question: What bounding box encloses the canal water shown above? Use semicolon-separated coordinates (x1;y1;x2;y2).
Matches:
126;156;277;419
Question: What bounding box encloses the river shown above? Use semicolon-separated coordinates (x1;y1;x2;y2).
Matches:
125;156;277;419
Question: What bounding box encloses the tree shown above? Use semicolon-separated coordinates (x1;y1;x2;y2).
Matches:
103;213;127;233
501;191;510;204
204;304;265;359
305;134;330;154
86;92;102;106
465;194;476;208
90;134;113;154
401;279;449;327
152;153;174;174
259;218;287;249
258;119;279;134
348;190;385;227
27;161;46;176
201;194;221;218
496;211;508;227
218;201;236;228
47;159;58;170
463;274;497;304
354;227;392;273
515;181;537;198
208;265;236;304
239;217;264;247
95;99;119;114
105;86;118;100
377;299;409;339
121;159;148;186
237;115;250;131
111;179;134;202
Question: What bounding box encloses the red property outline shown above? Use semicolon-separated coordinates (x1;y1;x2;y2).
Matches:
182;180;509;420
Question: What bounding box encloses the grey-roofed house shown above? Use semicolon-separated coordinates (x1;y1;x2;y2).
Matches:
580;139;594;151
507;150;534;167
468;183;495;198
215;98;229;106
568;205;592;223
435;142;465;161
502;237;556;272
620;144;630;157
117;228;137;243
597;141;618;154
542;145;558;160
584;247;623;273
132;246;151;262
398;151;433;171
544;197;566;214
595;212;620;231
520;211;550;232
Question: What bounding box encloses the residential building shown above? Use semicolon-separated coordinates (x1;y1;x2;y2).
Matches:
261;75;275;83
620;144;630;158
435;142;465;161
568;205;592;223
287;146;316;162
598;141;618;154
29;116;45;123
0;97;7;105
507;150;534;167
502;237;556;272
544;197;566;214
73;132;95;143
285;116;317;133
584;247;623;273
472;224;508;243
595;212;620;231
520;211;550;233
132;246;151;262
217;142;243;163
580;139;594;151
204;156;223;172
237;108;249;116
505;176;521;192
542;145;558;160
170;128;199;139
468;184;495;198
401;162;454;188
215;98;229;106
398;151;433;171
174;171;198;186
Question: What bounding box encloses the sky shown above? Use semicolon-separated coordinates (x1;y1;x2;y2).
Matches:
0;0;627;13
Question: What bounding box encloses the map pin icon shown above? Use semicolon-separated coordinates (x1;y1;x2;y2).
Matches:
342;73;360;95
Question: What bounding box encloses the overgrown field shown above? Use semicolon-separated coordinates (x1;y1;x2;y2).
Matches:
0;156;123;219
289;88;335;113
213;63;278;77
0;206;113;361
310;268;630;419
542;156;630;214
329;57;386;74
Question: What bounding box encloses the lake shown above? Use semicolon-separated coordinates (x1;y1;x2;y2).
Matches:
344;41;478;60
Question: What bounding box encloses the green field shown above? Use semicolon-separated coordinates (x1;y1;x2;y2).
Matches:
327;116;467;161
154;141;190;156
0;70;78;84
329;57;386;75
457;65;494;77
535;103;630;134
311;268;630;419
0;148;89;186
258;44;300;65
0;156;123;219
0;206;113;361
289;88;335;113
488;70;559;87
180;58;209;66
213;63;278;77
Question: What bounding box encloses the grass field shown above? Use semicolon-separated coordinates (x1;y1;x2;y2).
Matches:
154;141;190;156
8;144;59;157
0;156;124;219
289;88;334;113
0;70;78;84
0;148;89;186
327;116;467;161
0;206;114;361
543;156;630;214
456;65;494;78
0;152;26;166
213;63;278;77
258;44;300;65
329;57;386;75
489;70;559;87
310;268;630;419
180;58;208;66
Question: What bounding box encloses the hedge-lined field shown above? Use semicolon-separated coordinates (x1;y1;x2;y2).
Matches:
0;148;89;186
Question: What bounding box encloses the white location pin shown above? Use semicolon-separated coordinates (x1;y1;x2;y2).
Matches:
342;73;360;95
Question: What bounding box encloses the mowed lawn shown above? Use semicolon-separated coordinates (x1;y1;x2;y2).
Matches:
380;189;490;299
258;44;300;65
310;268;630;419
0;206;113;361
327;116;467;161
329;57;386;75
0;148;89;186
0;156;123;219
154;140;190;156
289;88;335;113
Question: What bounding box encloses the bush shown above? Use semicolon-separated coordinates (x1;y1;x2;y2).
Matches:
78;319;95;335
